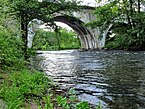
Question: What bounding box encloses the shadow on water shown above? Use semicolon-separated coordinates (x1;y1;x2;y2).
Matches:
31;50;145;109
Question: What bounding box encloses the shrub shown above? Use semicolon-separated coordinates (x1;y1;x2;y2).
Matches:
0;23;24;71
0;70;53;108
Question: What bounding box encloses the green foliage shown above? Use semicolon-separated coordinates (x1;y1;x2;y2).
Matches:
32;28;80;50
87;1;121;29
0;70;53;108
0;0;25;71
90;0;145;50
0;1;101;108
39;95;53;109
56;95;102;109
56;95;90;109
96;102;102;109
57;96;70;109
60;29;80;49
38;94;97;109
5;0;81;55
105;24;129;49
9;0;80;22
32;29;58;50
68;88;77;103
76;101;90;109
56;88;101;109
0;23;24;71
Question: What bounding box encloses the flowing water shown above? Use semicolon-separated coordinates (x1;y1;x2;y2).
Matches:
31;50;145;109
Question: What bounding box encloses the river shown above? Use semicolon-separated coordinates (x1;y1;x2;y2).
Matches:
31;50;145;109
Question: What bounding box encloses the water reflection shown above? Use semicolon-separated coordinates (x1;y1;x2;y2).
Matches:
32;50;145;108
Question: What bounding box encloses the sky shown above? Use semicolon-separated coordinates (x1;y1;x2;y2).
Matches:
80;0;96;3
79;0;97;7
80;0;108;6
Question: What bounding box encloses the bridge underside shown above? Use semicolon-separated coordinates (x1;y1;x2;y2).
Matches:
53;16;98;50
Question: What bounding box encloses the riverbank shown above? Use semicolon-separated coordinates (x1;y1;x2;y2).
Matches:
0;68;52;108
0;65;101;109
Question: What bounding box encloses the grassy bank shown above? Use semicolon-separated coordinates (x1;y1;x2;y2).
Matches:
0;69;53;109
0;68;102;109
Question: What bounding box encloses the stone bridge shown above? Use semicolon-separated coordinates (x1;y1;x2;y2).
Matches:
28;1;107;50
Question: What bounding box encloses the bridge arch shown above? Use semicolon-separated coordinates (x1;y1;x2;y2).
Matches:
52;15;97;50
28;15;99;50
105;23;129;40
103;23;130;46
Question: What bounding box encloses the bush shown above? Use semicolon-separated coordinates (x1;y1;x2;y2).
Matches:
0;24;24;71
0;70;53;109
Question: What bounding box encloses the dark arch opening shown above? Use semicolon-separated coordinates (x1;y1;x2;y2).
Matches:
106;23;129;37
52;15;95;49
53;15;90;35
105;22;130;47
28;15;97;50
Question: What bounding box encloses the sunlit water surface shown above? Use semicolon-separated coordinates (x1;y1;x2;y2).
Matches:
31;50;145;109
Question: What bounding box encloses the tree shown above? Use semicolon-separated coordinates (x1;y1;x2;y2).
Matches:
32;28;80;50
89;0;145;50
8;0;80;57
0;0;24;69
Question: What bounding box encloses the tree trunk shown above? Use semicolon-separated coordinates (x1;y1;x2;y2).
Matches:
137;0;140;13
21;16;28;58
129;0;135;28
122;0;132;27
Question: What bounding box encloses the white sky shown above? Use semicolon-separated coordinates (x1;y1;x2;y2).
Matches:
80;0;108;6
79;0;97;7
80;0;96;3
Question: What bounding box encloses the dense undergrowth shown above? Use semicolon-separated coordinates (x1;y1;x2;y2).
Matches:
0;70;52;109
0;17;49;108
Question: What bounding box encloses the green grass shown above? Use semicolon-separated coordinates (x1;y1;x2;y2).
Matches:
0;69;54;109
0;70;102;109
